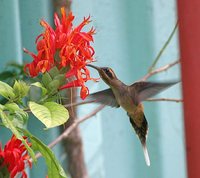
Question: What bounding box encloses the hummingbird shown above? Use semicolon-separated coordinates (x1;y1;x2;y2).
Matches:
69;64;179;166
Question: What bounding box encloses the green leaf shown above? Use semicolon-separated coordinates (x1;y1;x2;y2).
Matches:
31;82;48;96
0;71;15;80
4;103;21;112
13;80;30;100
31;137;67;178
11;112;28;128
54;74;66;86
0;109;36;161
59;66;68;74
29;101;69;128
8;62;24;69
42;72;53;88
48;66;60;79
0;158;10;178
0;104;5;110
0;81;15;100
4;103;28;128
48;80;60;94
19;129;67;178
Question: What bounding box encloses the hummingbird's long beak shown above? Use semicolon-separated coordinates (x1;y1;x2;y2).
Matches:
86;64;101;71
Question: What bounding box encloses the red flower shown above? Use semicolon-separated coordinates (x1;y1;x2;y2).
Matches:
24;7;97;99
0;135;32;178
24;20;56;77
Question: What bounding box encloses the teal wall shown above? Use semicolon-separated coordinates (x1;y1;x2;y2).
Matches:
0;0;186;178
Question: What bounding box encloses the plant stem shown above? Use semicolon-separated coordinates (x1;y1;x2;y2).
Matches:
148;21;178;72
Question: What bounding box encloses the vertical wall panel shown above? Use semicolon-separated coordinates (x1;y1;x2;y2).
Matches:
152;1;186;178
0;0;22;68
123;1;162;178
0;0;22;142
19;0;53;61
72;1;137;177
72;1;161;178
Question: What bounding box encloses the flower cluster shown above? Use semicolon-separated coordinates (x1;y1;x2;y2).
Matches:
0;135;31;178
24;7;96;99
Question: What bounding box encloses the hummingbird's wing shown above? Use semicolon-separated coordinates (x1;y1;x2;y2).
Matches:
130;81;179;104
65;88;119;108
87;88;120;107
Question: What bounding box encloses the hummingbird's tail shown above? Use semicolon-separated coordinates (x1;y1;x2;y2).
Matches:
142;143;150;166
128;110;151;166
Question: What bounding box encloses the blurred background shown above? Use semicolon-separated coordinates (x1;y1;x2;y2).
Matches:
0;0;186;178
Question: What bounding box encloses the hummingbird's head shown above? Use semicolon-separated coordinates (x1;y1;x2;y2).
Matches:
87;64;117;85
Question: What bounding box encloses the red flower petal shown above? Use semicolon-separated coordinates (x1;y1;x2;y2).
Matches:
0;135;31;178
80;86;89;99
60;80;81;89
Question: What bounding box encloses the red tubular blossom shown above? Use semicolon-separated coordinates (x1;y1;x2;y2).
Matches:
0;135;32;178
24;7;96;99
